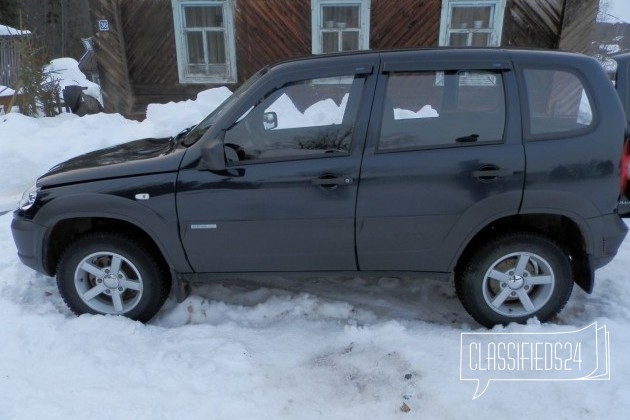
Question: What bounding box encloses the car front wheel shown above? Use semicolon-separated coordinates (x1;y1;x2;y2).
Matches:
456;233;573;327
57;233;170;322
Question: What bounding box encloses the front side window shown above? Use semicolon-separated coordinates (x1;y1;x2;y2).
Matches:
379;70;506;151
224;75;364;162
439;0;506;47
172;0;237;83
523;69;594;137
311;0;370;54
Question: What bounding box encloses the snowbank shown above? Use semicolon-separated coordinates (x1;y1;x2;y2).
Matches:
46;57;101;101
0;87;231;211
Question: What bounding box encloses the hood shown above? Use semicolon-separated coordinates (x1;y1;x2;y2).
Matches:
39;137;186;187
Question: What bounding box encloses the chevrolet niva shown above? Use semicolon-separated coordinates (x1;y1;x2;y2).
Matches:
11;48;630;327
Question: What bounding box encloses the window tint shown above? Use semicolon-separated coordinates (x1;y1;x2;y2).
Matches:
379;71;505;151
523;69;593;136
224;75;363;161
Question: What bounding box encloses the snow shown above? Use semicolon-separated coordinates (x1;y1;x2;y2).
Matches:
1;88;630;418
265;93;348;129
394;105;439;120
46;58;101;101
0;86;15;97
0;24;30;36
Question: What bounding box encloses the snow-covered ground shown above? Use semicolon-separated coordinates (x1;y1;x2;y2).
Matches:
0;90;629;419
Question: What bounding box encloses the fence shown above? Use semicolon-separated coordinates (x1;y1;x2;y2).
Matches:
0;36;22;88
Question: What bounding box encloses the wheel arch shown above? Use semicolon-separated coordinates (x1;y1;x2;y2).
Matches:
453;213;593;292
44;217;172;277
33;192;191;276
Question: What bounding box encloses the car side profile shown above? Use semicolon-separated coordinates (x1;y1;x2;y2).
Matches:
11;48;630;327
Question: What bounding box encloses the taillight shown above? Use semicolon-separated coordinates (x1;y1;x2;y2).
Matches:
622;139;630;195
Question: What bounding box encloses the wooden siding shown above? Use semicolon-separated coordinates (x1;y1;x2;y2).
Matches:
120;0;179;86
89;0;134;114
91;0;600;118
371;0;440;48
235;0;311;82
119;0;202;115
558;0;598;53
502;0;564;49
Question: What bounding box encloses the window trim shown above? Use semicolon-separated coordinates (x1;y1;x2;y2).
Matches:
438;0;506;47
171;0;237;84
311;0;371;54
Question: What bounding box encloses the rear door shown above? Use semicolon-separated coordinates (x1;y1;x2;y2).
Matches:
355;50;525;272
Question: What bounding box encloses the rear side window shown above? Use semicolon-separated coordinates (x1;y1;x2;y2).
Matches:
378;70;506;151
522;69;594;137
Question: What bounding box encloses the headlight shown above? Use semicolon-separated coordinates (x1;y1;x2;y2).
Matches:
18;184;40;211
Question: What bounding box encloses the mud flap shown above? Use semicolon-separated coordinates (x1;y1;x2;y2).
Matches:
172;271;191;303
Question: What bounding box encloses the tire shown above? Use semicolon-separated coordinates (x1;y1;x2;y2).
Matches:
456;233;573;327
57;232;170;322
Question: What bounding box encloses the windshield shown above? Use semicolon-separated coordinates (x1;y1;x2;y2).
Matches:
183;67;269;146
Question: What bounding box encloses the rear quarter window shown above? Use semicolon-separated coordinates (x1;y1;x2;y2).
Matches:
522;68;594;137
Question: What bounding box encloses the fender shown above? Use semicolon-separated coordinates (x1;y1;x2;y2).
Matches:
33;173;192;273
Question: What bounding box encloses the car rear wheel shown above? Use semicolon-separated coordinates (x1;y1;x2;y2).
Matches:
57;233;170;322
456;233;573;327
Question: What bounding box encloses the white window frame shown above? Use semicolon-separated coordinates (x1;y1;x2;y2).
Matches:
438;0;506;47
172;0;237;84
311;0;370;54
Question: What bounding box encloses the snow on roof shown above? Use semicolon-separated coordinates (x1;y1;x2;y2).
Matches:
0;86;16;97
0;24;30;36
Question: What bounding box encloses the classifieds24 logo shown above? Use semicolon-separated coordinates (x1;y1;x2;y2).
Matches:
460;322;610;399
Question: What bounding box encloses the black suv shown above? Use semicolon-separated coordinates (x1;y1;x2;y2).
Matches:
11;49;630;327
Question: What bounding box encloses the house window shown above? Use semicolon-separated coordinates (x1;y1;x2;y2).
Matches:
311;0;370;54
439;0;506;47
172;0;237;83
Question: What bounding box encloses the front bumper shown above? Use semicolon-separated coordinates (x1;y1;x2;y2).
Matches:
11;212;48;275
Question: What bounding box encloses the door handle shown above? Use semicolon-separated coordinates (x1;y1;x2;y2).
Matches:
312;175;354;189
471;168;514;179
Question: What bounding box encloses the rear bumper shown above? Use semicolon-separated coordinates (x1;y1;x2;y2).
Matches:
11;212;48;275
588;213;628;269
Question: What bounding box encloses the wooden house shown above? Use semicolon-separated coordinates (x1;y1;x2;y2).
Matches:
86;0;599;119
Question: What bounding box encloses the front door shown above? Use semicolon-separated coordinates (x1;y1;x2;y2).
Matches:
177;58;377;272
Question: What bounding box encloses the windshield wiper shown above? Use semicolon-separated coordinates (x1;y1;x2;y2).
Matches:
170;125;197;148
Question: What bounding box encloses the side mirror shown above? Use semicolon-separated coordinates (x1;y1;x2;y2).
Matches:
263;111;278;130
201;139;226;171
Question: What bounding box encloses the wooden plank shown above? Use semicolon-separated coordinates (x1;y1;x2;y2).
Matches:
0;37;23;88
235;0;311;83
502;0;564;49
558;0;598;53
89;0;134;114
120;0;180;86
371;0;441;48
